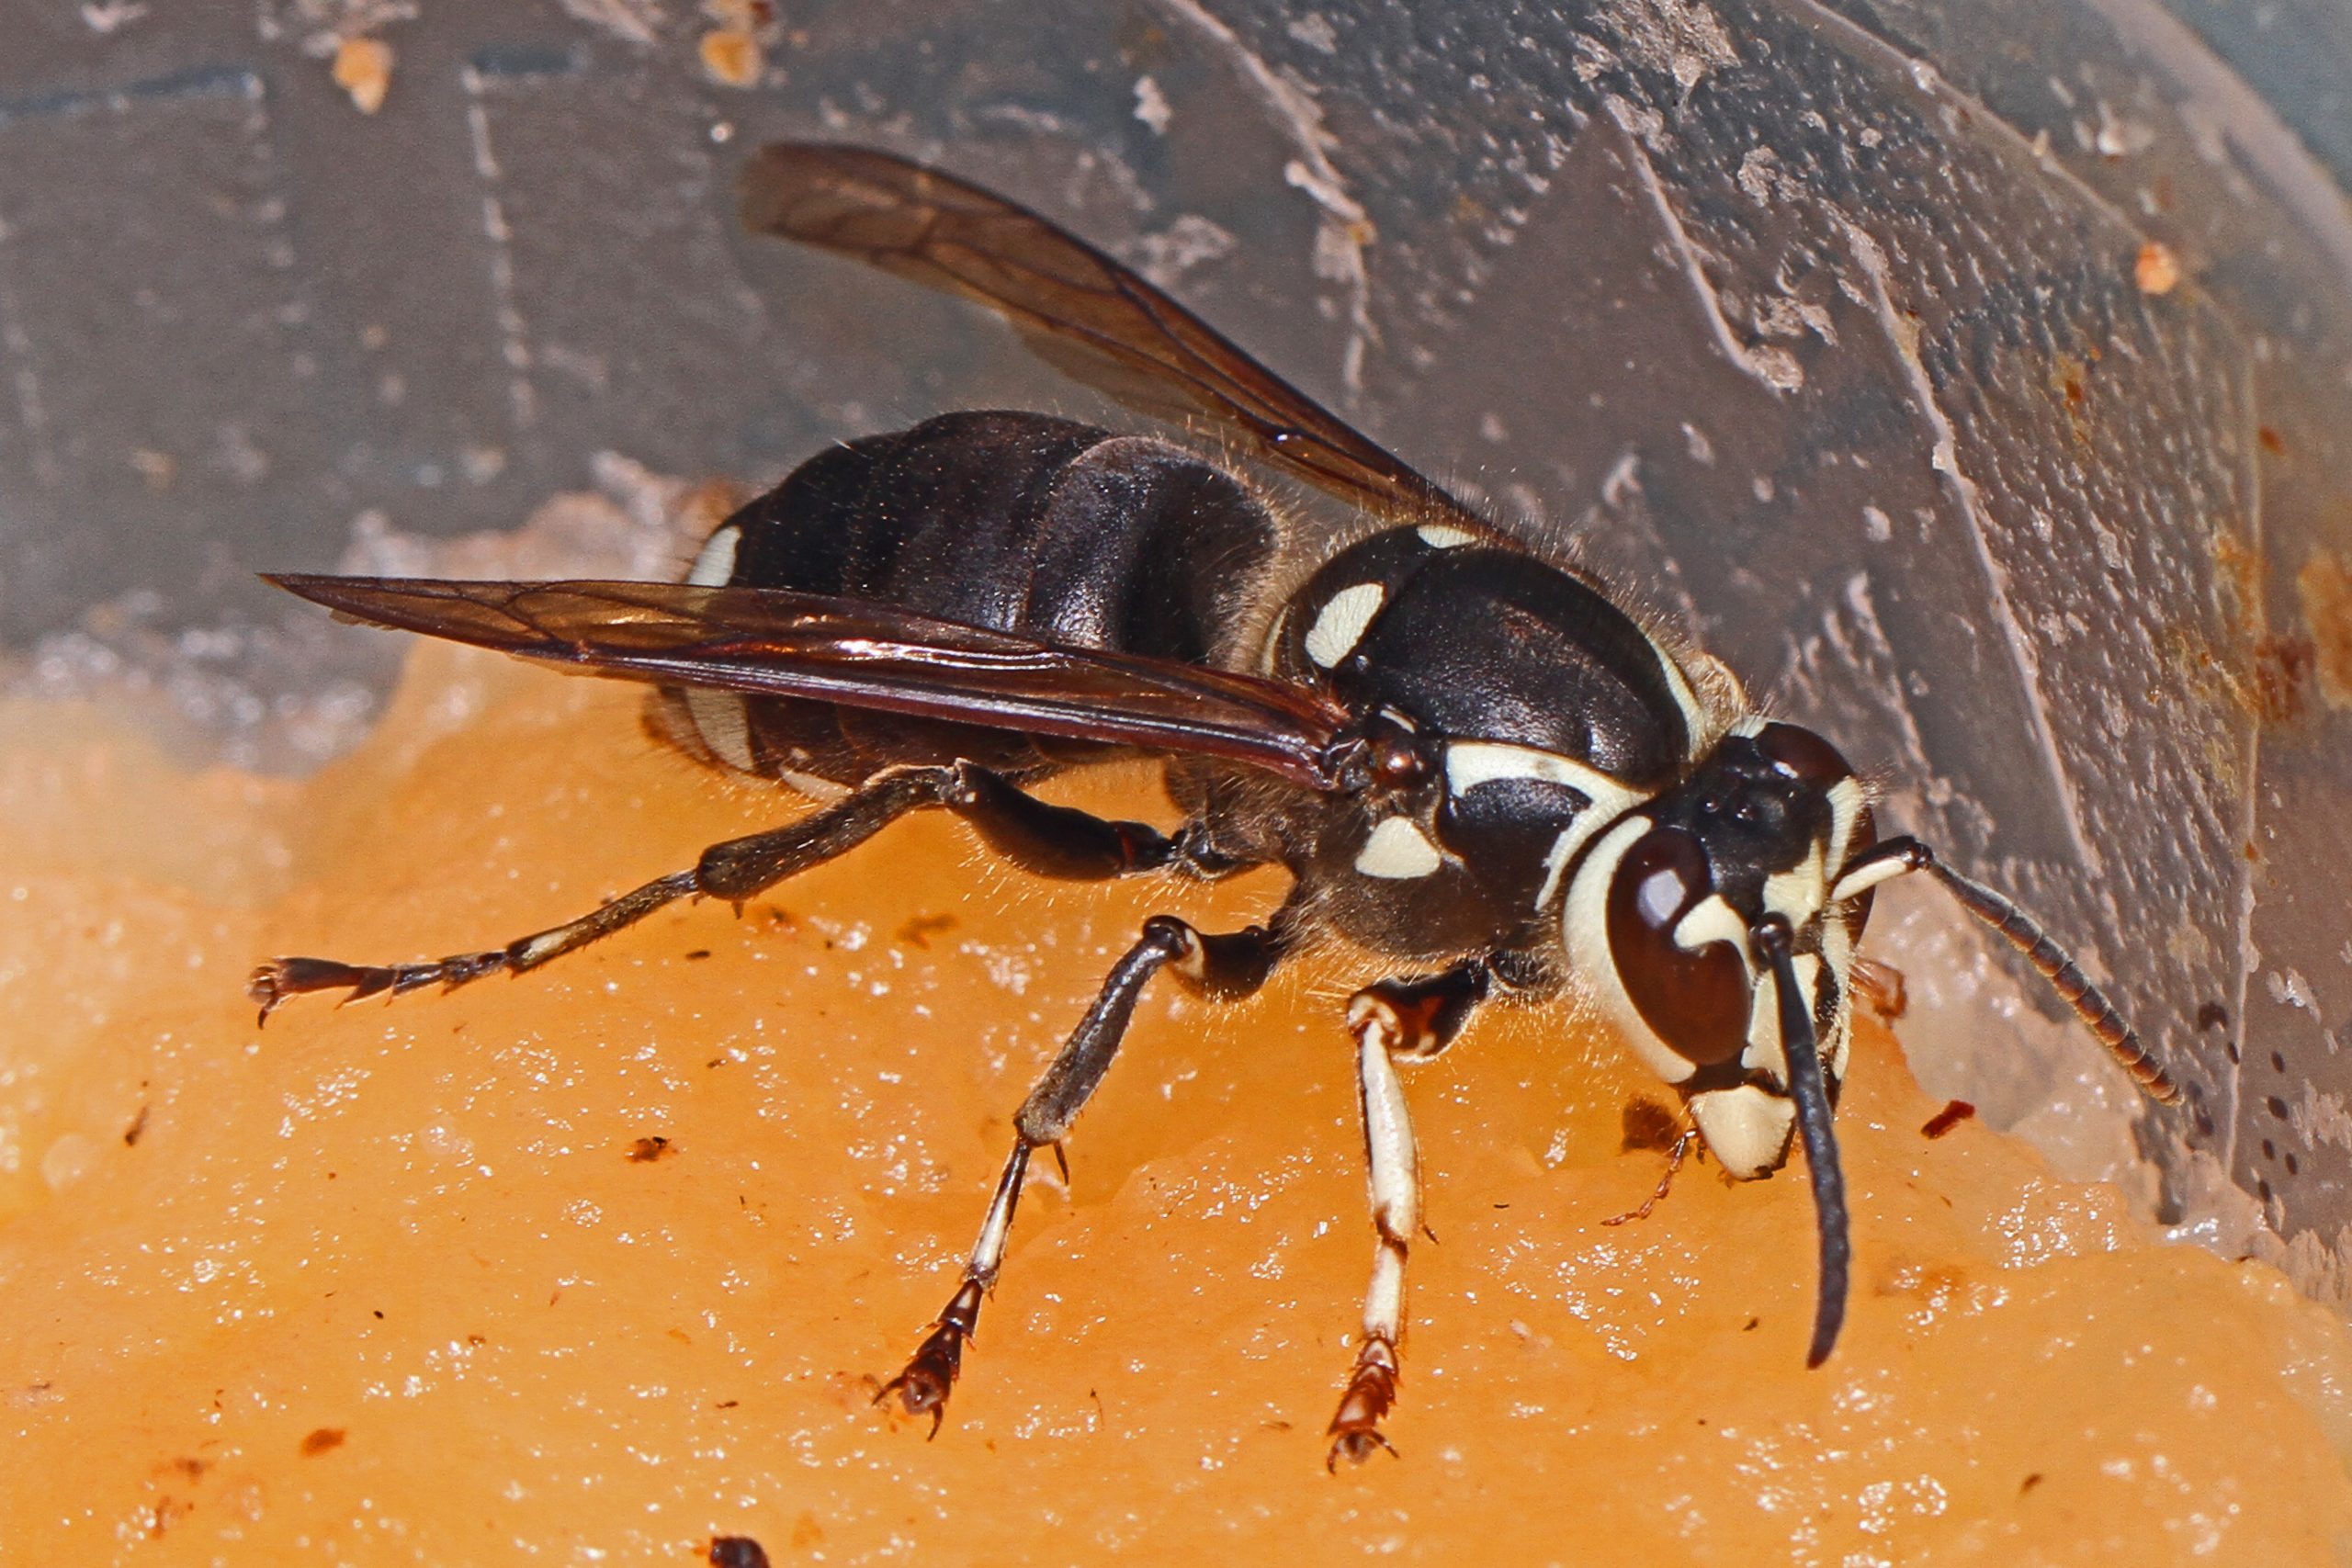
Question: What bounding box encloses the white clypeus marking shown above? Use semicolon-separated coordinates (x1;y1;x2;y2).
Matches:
1304;581;1386;668
687;523;741;586
1687;1084;1795;1180
684;687;756;773
1354;816;1444;880
1415;523;1479;549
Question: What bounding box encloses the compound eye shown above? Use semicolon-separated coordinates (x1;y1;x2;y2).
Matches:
1755;723;1852;786
1605;827;1751;1068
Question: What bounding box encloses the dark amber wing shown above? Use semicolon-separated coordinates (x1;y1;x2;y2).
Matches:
267;574;1357;793
741;141;1485;528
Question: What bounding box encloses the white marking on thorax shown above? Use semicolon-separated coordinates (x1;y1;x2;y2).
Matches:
1354;816;1443;879
1305;582;1385;668
1415;523;1479;549
684;687;756;773
687;523;741;586
1443;743;1647;913
1444;740;1627;799
1657;652;1713;746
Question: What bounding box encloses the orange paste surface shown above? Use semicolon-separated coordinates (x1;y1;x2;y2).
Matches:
1;646;2347;1565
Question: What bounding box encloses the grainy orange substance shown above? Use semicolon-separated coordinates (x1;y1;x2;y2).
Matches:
2;646;2348;1565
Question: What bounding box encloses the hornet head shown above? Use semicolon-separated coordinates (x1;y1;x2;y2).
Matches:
1559;715;2179;1368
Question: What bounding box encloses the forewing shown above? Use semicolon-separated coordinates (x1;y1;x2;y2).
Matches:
267;574;1355;792
740;141;1485;528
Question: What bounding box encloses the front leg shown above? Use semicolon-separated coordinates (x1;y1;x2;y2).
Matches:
878;908;1294;1433
1327;959;1493;1468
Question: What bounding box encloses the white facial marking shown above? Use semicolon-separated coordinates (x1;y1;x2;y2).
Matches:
1741;951;1822;1081
1825;776;1866;872
1563;815;1705;1088
1728;714;1767;738
1354;816;1444;879
684;687;756;772
1763;853;1829;925
1415;523;1479;549
1689;1085;1795;1179
687;523;741;587
1305;582;1386;668
1672;893;1748;955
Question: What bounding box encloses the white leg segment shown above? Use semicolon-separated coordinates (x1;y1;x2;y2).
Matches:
1328;989;1428;1465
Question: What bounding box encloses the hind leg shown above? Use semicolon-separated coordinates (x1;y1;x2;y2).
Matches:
250;761;1223;1021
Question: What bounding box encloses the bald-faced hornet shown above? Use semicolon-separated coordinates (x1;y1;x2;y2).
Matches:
253;143;2178;1465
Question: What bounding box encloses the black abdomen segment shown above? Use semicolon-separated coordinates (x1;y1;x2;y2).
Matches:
651;412;1282;788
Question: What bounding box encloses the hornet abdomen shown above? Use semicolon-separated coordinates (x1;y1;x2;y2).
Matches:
650;410;1282;789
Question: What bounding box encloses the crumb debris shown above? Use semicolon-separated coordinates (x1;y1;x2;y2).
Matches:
331;35;393;114
1921;1100;1976;1139
558;0;664;45
2134;241;2180;296
699;0;774;87
80;1;148;32
699;28;762;86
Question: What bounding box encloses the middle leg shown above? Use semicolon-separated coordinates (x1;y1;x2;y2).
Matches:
878;907;1295;1433
1326;958;1495;1468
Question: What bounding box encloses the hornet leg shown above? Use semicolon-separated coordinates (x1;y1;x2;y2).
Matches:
250;761;1227;1021
1326;959;1492;1469
878;909;1292;1433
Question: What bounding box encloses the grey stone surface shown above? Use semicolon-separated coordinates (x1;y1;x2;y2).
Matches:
0;0;2346;1296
